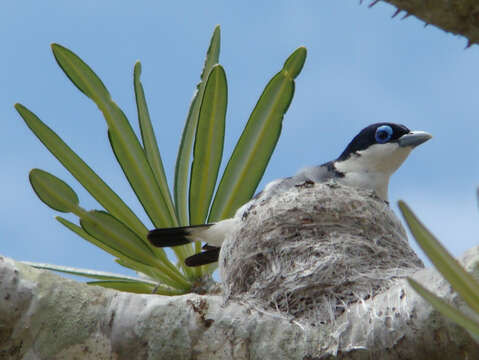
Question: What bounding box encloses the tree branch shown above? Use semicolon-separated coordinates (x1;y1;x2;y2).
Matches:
1;251;478;359
371;0;479;47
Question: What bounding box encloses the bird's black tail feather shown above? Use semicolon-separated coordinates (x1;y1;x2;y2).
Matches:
185;247;220;267
148;224;212;247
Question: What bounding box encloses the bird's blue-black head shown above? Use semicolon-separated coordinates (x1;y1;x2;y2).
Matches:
332;122;431;201
337;123;410;161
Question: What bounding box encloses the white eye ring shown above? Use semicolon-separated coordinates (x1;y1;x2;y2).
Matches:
375;125;393;143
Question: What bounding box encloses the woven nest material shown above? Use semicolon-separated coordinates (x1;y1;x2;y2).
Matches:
219;181;424;324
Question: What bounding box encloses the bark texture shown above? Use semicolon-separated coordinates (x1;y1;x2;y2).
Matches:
1;251;478;359
374;0;479;46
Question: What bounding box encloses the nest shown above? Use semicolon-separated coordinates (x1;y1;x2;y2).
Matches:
219;181;424;324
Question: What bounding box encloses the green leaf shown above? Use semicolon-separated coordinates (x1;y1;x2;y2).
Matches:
132;63;195;277
88;280;184;295
57;216;188;289
283;47;308;79
24;260;184;294
87;280;156;294
57;216;138;262
29;169;79;213
51;43;176;228
107;130;193;273
80;211;157;265
49;44;110;102
208;46;307;221
24;260;183;294
399;201;479;314
15;103;150;239
113;257;177;286
22;261;155;283
189;65;227;224
79;211;190;289
133;61;177;225
174;25;221;225
408;278;479;336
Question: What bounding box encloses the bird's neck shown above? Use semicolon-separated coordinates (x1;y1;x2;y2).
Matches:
334;156;392;202
335;168;390;201
333;145;413;202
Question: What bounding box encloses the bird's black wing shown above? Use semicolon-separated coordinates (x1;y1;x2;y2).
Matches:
148;224;212;247
184;247;220;267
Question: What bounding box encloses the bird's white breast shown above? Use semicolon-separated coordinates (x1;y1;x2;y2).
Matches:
334;143;413;201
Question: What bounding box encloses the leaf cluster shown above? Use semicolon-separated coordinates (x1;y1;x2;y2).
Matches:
16;26;306;294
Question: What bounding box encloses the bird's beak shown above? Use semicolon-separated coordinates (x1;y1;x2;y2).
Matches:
398;131;432;148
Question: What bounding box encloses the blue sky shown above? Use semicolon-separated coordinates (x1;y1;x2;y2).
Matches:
2;1;478;278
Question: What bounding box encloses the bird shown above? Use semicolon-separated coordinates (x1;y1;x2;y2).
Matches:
148;122;432;267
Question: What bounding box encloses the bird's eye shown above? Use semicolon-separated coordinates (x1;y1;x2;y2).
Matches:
375;125;393;143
